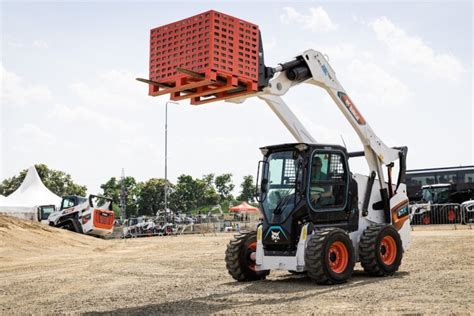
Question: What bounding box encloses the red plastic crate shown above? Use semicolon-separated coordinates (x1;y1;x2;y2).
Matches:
148;10;260;104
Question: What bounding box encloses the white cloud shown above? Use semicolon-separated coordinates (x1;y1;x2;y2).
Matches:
280;7;338;33
346;59;411;108
49;103;131;133
264;37;277;50
12;124;56;153
69;69;152;110
317;43;356;61
370;16;463;81
33;40;48;49
1;64;52;106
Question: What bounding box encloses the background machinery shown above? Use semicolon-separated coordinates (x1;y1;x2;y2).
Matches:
48;194;115;237
141;10;411;284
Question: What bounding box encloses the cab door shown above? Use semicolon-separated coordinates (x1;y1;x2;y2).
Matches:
307;150;353;225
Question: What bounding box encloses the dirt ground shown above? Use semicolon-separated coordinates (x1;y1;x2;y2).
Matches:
0;215;473;315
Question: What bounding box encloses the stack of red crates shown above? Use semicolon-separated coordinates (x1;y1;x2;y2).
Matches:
148;10;260;104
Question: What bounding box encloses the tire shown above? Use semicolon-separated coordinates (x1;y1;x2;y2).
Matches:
359;224;403;277
225;231;270;281
304;228;355;285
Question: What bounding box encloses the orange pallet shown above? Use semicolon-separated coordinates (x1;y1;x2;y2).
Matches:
145;10;261;104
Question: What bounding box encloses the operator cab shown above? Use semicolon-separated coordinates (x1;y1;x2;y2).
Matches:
37;205;56;222
257;143;358;253
419;184;451;204
60;195;87;210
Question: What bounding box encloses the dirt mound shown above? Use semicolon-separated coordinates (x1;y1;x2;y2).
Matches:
0;214;106;257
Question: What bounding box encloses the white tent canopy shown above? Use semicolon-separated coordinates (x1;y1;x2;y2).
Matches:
0;166;62;221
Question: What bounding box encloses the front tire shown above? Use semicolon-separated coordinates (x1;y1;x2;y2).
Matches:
225;231;269;281
359;224;403;276
304;228;355;285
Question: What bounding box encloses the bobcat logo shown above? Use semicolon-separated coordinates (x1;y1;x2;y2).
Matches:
271;230;280;243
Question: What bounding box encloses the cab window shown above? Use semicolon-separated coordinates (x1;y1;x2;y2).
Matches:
309;152;348;210
61;197;76;209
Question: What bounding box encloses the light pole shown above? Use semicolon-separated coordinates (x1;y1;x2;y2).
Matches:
164;100;179;213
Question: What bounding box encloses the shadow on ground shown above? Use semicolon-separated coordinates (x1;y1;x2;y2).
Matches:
85;271;409;315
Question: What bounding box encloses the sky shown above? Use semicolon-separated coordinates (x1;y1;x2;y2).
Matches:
1;1;473;195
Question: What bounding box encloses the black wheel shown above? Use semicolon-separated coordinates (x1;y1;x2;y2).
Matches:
304;228;355;285
225;231;269;281
359;224;403;277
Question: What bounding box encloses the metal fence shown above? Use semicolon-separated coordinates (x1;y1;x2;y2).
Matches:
410;201;474;228
116;218;260;239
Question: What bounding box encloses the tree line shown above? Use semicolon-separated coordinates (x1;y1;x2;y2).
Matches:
0;164;256;217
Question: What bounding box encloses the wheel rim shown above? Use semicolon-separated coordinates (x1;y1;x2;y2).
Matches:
380;235;397;265
447;209;456;222
247;241;257;271
328;241;349;274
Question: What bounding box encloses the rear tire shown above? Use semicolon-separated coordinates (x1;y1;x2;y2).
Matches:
359;224;403;277
304;228;355;285
225;231;269;281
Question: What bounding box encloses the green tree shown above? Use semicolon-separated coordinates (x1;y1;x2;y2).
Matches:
199;174;220;206
100;176;141;218
215;173;235;201
170;175;199;213
169;174;220;213
137;178;170;216
0;164;87;197
237;175;256;202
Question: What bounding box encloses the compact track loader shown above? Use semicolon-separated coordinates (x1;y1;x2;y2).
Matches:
48;195;115;237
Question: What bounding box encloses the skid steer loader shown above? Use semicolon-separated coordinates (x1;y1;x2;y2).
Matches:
139;10;411;284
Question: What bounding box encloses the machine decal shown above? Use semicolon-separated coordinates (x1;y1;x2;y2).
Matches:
391;200;410;231
316;57;333;80
321;64;329;77
271;231;280;243
337;92;366;125
264;226;288;244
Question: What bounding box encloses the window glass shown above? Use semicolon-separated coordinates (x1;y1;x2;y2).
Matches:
261;151;298;222
39;205;55;220
409;175;436;186
463;172;474;183
61;197;76;209
436;172;457;184
309;152;347;210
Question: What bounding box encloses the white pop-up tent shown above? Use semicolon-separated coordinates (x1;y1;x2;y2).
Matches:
0;166;62;221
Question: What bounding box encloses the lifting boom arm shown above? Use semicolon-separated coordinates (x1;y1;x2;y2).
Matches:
233;49;403;190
